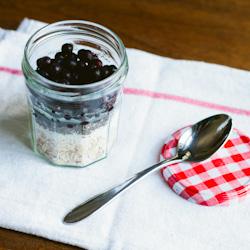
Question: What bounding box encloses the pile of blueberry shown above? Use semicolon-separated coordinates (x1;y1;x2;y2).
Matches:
36;43;117;85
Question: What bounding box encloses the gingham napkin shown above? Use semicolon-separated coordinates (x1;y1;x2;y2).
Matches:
1;18;250;250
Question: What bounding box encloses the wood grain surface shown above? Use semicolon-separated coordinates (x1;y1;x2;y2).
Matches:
0;0;250;249
1;0;250;70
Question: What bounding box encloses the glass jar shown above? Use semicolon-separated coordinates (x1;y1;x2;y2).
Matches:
22;20;128;167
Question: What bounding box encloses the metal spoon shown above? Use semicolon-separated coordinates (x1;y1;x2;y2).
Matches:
64;114;232;223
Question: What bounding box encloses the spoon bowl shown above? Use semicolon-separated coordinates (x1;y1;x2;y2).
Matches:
177;114;232;162
64;114;233;223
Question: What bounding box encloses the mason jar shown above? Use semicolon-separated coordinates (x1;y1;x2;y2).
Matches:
22;20;128;167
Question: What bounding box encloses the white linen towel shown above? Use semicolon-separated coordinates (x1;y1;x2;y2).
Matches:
0;18;250;250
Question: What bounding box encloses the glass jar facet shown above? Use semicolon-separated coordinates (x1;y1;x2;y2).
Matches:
22;20;128;167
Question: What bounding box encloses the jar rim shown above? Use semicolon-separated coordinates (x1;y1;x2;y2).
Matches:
23;20;128;91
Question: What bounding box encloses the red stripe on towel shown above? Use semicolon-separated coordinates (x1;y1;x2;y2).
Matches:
0;66;23;76
123;88;250;116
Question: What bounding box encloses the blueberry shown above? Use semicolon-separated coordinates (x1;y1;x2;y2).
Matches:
92;54;99;60
37;56;51;69
62;70;72;80
62;43;73;54
101;65;117;78
109;65;117;73
54;53;67;65
54;58;64;65
78;49;94;61
64;59;78;71
92;68;102;81
102;66;111;78
106;103;114;111
81;121;89;125
79;69;93;84
36;68;50;78
71;73;80;84
91;59;103;68
64;114;71;120
77;61;87;71
55;52;67;61
61;79;71;85
49;63;62;75
70;52;78;61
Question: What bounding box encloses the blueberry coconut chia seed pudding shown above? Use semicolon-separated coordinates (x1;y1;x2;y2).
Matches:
22;21;128;167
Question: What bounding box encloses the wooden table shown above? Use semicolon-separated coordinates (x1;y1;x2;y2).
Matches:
0;0;250;249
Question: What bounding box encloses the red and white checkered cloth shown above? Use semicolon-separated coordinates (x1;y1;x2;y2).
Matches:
161;127;250;206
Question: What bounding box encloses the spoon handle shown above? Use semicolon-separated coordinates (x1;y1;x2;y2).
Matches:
64;155;181;223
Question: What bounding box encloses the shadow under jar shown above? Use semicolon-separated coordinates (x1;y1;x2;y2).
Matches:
22;20;128;167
